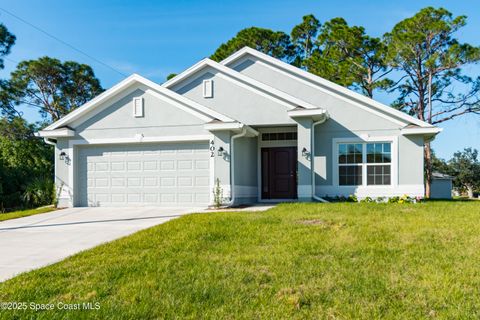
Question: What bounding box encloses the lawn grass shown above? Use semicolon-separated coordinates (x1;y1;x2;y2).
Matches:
0;206;56;222
0;202;479;319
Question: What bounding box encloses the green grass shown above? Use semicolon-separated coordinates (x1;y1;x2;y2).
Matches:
1;202;480;319
0;206;56;222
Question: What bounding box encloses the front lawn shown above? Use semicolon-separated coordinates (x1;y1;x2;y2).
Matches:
0;202;479;319
0;206;56;222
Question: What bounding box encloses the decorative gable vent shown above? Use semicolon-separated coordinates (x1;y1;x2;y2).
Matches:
203;79;213;98
133;97;144;117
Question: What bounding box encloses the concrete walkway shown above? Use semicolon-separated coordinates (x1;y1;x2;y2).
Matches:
0;207;202;282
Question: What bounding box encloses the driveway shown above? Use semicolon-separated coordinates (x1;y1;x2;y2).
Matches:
0;207;202;282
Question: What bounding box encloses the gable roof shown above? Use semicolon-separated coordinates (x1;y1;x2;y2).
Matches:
221;46;436;129
44;74;234;131
162;58;321;111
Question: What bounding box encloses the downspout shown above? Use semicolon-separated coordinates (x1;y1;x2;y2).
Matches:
43;138;56;146
311;117;329;203
224;126;248;207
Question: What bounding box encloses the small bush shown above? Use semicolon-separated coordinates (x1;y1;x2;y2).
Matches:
22;177;55;208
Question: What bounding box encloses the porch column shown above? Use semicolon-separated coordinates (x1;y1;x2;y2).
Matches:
296;118;313;201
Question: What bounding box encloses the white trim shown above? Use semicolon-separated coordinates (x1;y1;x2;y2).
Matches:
46;74;234;131
401;127;443;135
163;58;321;110
36;128;75;138
331;136;399;188
222;47;436;129
204;122;244;131
68;134;213;147
315;184;424;198
288;108;329;121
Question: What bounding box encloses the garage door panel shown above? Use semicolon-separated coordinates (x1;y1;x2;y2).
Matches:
77;142;210;207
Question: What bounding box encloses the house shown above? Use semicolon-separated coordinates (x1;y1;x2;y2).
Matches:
430;172;453;199
37;47;442;207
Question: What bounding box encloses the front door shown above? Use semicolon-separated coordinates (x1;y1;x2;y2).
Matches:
261;147;297;199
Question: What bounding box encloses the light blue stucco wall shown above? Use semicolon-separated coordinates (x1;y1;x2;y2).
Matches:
231;57;426;196
170;67;296;126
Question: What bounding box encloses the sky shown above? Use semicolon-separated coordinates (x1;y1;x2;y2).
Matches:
0;0;479;160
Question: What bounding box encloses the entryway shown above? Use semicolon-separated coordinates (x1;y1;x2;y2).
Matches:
261;147;297;199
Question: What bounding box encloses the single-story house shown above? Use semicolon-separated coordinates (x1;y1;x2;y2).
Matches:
37;47;442;207
430;172;453;199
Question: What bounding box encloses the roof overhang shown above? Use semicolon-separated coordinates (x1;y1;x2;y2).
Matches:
204;121;259;137
401;127;443;136
35;127;75;138
287;108;329;121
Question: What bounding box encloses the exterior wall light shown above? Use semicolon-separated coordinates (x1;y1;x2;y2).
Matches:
302;147;308;157
59;151;66;160
217;146;224;156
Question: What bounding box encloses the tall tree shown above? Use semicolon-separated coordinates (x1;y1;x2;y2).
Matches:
304;18;391;98
8;57;103;121
0;23;15;69
0;23;17;119
291;14;320;62
449;148;480;198
210;27;294;62
384;7;480;197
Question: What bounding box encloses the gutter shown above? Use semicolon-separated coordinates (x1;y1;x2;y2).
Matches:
311;116;329;203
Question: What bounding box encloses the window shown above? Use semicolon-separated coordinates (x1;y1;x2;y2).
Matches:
337;142;392;186
338;143;363;185
262;132;297;141
203;79;213;98
366;143;391;185
133;97;143;117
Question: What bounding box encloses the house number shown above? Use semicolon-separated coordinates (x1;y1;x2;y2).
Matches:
210;140;215;157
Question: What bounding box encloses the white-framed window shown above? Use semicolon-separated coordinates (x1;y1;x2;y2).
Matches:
203;79;213;98
133;97;144;117
337;142;392;186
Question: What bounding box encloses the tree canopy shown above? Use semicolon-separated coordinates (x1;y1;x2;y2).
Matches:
8;57;104;121
210;27;295;62
0;23;15;70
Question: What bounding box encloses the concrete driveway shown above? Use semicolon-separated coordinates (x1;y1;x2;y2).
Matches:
0;207;202;282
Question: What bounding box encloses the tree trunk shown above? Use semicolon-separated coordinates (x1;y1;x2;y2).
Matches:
424;141;432;198
467;185;474;199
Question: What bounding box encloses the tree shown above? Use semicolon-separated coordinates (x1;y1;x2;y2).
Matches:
0;23;17;119
449;148;480;198
0;23;16;69
304;18;391;98
210;27;295;62
291;14;320;62
8;57;103;121
0;117;53;210
384;7;480;197
166;73;177;81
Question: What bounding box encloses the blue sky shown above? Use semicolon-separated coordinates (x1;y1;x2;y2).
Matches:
0;0;479;160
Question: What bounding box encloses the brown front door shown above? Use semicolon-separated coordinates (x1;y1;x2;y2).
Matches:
261;147;297;199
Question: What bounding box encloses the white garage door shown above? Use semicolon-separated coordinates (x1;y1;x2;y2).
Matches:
77;142;211;207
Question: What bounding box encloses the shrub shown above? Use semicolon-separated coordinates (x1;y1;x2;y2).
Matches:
22;177;55;208
212;178;224;209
